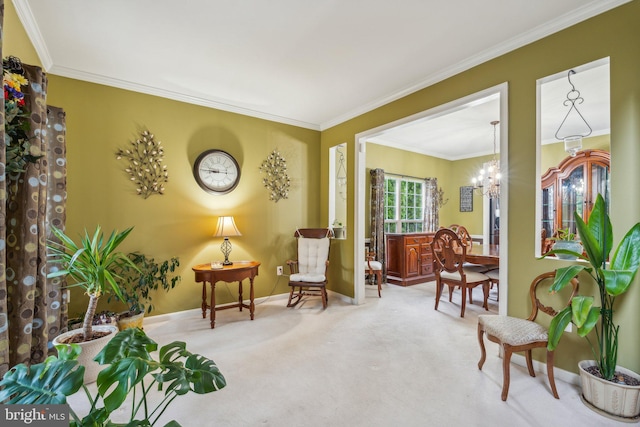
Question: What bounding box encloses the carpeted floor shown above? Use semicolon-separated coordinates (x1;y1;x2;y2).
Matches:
69;281;620;426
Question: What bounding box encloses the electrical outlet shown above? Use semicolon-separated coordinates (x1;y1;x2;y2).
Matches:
277;266;283;276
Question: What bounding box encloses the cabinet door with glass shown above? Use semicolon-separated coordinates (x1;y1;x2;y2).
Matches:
541;149;610;237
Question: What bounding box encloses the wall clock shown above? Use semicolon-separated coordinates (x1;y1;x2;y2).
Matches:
193;149;241;195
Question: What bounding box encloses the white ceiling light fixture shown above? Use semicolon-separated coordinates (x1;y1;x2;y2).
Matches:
472;120;501;198
555;69;593;157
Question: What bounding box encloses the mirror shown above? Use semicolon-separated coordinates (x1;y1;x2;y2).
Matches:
537;58;610;256
329;143;347;239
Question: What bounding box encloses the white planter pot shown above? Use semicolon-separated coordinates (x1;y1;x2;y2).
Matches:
53;324;118;384
579;360;640;422
333;227;345;239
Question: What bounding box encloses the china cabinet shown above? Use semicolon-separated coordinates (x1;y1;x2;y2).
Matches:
541;149;610;237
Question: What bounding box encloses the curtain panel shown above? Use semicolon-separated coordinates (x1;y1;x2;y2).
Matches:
424;178;439;232
0;0;8;376
0;58;67;375
369;168;385;279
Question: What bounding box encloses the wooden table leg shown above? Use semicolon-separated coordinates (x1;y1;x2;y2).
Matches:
238;280;243;312
201;282;207;319
210;282;216;329
249;277;255;320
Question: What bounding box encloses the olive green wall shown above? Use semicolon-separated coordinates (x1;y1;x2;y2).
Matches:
321;1;640;374
5;3;322;317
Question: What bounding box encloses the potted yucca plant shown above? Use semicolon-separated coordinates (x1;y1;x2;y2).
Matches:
47;225;139;382
544;194;640;420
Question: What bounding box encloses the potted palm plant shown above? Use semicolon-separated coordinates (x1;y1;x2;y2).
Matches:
0;327;226;426
111;252;181;330
544;194;640;421
47;225;139;382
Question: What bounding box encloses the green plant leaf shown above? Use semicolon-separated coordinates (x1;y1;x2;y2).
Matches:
610;223;640;273
549;265;585;293
0;356;84;404
601;269;635;297
578;194;612;267
95;328;157;365
153;341;226;396
571;295;594;328
547;306;572;351
576;307;600;338
98;356;153;412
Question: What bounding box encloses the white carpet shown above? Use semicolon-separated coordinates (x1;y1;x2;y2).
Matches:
69;281;619;426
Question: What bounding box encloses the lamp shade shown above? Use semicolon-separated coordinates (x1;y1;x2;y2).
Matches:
213;216;242;238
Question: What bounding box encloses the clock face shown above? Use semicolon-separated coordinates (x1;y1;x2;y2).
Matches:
193;150;241;194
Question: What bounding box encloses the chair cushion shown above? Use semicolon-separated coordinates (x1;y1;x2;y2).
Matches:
485;269;499;280
478;315;548;346
297;237;330;275
463;263;488;273
440;269;489;283
365;261;382;271
290;273;326;283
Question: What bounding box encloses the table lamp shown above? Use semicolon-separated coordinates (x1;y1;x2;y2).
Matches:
213;216;242;265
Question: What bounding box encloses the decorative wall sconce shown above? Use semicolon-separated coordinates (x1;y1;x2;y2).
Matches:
336;144;347;201
115;129;168;198
259;149;291;202
213;216;242;265
555;70;592;157
436;186;448;211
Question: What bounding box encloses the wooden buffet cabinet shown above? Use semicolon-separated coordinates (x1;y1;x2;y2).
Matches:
385;232;436;286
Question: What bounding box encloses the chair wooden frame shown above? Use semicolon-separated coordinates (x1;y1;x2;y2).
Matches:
365;251;382;298
286;228;333;309
477;271;579;401
432;228;491;317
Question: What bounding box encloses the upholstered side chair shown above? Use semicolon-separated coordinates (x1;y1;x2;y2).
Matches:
477;271;579;401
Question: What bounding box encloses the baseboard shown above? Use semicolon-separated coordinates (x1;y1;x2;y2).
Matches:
143;292;291;326
511;353;580;386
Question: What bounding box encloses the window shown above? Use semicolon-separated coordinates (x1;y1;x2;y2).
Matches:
384;176;424;233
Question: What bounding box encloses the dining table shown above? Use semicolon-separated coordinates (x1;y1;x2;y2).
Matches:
464;244;500;266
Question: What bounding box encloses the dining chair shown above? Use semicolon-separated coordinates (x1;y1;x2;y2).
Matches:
431;228;491;317
365;251;383;297
286;228;333;309
477;271;579;401
485;268;499;301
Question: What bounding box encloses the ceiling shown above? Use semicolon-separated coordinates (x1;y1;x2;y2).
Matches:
14;0;621;157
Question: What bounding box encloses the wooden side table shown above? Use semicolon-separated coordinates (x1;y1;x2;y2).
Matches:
192;261;260;328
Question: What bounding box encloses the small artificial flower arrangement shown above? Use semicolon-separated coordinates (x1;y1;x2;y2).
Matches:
3;56;40;175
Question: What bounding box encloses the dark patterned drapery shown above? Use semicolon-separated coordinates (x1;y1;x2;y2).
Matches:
424;178;439;232
0;57;68;376
0;0;7;377
370;168;385;279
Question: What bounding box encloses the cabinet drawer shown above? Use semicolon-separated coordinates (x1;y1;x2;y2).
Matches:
406;236;427;245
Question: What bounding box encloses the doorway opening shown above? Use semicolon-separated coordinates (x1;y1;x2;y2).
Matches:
354;82;508;314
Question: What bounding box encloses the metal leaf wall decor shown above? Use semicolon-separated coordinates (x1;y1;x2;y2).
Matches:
259;149;291;202
115;129;168;198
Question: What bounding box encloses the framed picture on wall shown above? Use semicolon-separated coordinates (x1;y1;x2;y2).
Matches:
460;186;473;212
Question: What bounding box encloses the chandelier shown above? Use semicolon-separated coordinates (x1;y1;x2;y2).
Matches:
472;120;501;198
555;69;592;157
